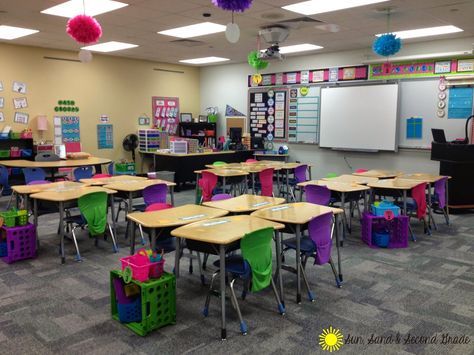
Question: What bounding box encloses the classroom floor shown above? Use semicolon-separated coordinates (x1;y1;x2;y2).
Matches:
0;191;472;355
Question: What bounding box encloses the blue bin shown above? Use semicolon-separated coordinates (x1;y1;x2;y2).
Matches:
0;241;7;257
21;149;33;158
372;201;400;217
372;232;390;248
117;297;142;323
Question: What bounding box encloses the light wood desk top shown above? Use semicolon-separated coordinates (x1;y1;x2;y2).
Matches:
12;181;88;195
194;169;249;177
0;157;111;168
30;186;116;202
103;179;176;192
127;204;228;228
203;194;285;213
80;175;147;185
153;150;236;157
297;180;370;192
367;178;422;190
251;202;344;225
171;215;284;245
323;174;379;185
280;162;311;170
397;173;450;183
352;169;403;178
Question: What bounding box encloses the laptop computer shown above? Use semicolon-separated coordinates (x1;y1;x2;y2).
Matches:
431;129;447;143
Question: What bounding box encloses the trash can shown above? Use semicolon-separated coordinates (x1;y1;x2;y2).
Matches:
148;171;175;182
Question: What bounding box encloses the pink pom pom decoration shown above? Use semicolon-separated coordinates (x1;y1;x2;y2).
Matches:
66;15;102;44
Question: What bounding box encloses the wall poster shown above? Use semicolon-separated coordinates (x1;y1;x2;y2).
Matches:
152;96;179;135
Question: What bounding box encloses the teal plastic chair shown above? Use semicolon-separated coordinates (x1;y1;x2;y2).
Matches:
66;191;118;261
203;227;284;335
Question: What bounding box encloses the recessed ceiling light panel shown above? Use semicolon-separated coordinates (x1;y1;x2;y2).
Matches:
376;25;463;39
283;0;389;15
81;41;138;52
0;25;39;40
278;43;323;54
179;56;230;64
159;22;226;39
41;0;128;18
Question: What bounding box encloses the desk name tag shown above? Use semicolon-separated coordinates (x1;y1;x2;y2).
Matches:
180;214;206;221
252;201;270;207
203;220;230;227
270;205;290;211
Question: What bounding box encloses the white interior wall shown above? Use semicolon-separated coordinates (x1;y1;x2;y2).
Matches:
200;37;474;177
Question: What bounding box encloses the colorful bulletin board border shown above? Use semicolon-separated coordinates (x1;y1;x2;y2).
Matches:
368;58;474;80
248;65;368;87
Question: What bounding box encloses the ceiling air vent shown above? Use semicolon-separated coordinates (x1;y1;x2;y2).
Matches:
170;39;205;47
277;16;325;29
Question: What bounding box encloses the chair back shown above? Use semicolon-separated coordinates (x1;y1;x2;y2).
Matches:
434;177;448;209
246;159;258;163
305;185;331;206
73;166;94;181
411;182;427;219
211;193;232;201
241;227;274;292
294;164;308;183
93;173;112;179
23;167;46;184
78;191;108;236
108;163;114;175
259;168;274;197
355;168;368;173
35;152;60;161
143;183;168;206
308;212;334;265
212;161;226;167
27;180;52;185
145;203;172;212
199;171;218;202
0;166;9;187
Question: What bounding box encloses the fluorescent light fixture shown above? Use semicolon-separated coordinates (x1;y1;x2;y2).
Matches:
363;50;473;64
81;41;138;52
41;0;128;18
0;25;39;40
179;57;230;65
278;43;323;54
376;25;463;39
283;0;389;15
158;22;226;38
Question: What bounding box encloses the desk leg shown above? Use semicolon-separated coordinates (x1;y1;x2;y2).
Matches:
24;195;28;212
299;187;304;202
427;183;436;231
296;224;301;304
363;190;368;213
308;166;312;180
109;194;117;250
59;201;65;264
445;180;450;225
174;237;181;278
335;215;343;282
403;190;407;215
151;228;156;250
222;177;226;195
275;231;284;306
341;192;347;242
33;198;39;249
286;170;289;202
252;173;255;195
170;186;175;206
130;220;136;255
219;245;227;340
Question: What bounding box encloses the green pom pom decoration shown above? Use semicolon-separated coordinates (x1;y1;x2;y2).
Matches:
248;50;269;71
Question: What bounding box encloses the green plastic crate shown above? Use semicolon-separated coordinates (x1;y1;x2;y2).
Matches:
0;211;17;227
115;163;136;174
110;270;176;336
0;150;10;158
16;210;28;226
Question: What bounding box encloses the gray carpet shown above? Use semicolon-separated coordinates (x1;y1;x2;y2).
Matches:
0;190;472;355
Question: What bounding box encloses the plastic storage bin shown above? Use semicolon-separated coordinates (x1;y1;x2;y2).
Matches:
20;149;33;158
371;200;400;217
147;171;175;182
10;148;21;158
110;270;176;336
0;223;37;263
373;231;390;248
0;209;28;227
115;162;136;175
361;213;408;249
9;132;21;139
117;297;142;323
0;241;7;257
0;150;10;158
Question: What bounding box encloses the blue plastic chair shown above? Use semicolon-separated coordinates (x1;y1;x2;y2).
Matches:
73;166;94;181
23;168;47;184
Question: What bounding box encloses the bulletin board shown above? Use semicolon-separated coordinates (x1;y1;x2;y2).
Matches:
288;86;321;144
61;116;80;143
152;96;179;135
97;124;113;149
248;88;287;142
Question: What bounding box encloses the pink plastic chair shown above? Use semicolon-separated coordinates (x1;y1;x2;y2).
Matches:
259;168;274;197
145;203;172;212
93;173;112;179
246;159;258;163
199;171;218;202
355;169;368;173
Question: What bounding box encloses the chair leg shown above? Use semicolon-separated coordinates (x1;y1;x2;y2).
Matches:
443;207;450;226
138;225;146;245
408;224;416;242
202;253;209;270
430;208;438;231
6;191;14;210
188;250;194;274
299;260;314;302
328;257;342;288
196;252;205;285
108;223;119;253
203;271;218;317
229;278;247;335
71;226;83;262
270;278;286;315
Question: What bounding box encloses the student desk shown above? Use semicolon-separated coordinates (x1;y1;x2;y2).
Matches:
352;169;403;179
0;157;112;179
171;215;284;340
30;186;117;263
323;174;379;185
79;175;147;185
279;163;313;202
126;204;228;255
253;153;289;162
203;194;285;214
251;202;344;303
367;178;422;214
194;168;249;196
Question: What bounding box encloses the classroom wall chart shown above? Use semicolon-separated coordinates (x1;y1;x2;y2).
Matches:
97;124;113;149
248;88;287;142
448;87;474;119
288;86;320;144
61;116;80;142
152;96;179;135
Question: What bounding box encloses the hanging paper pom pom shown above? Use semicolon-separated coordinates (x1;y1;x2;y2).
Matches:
67;15;102;44
247;50;268;71
372;33;401;57
211;0;253;12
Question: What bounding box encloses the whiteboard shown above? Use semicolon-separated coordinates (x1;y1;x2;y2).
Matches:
398;79;467;148
319;84;399;151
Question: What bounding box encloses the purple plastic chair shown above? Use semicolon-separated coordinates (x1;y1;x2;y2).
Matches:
294;164;308;183
23;167;47;184
211;193;232;201
143;183;169;206
282;211;340;302
305;185;331;206
27;180;52;185
433;177;449;225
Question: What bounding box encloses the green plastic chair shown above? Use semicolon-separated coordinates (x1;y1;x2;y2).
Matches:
326;172;338;178
67;191;118;261
203;227;285;335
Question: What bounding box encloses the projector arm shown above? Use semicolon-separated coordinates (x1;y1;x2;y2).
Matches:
464;115;474;144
